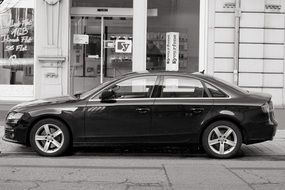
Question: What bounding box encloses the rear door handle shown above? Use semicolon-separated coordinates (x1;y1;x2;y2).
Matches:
136;107;150;114
190;107;204;114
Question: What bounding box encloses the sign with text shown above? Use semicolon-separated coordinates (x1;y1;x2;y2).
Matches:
104;40;115;48
166;32;179;71
115;40;132;53
73;34;89;44
0;8;34;65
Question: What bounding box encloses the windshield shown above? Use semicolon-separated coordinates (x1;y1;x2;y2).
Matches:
78;80;115;100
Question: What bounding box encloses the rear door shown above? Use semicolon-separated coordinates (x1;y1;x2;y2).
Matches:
151;75;214;143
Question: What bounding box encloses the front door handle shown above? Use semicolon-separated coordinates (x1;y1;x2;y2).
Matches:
190;107;204;114
136;107;150;114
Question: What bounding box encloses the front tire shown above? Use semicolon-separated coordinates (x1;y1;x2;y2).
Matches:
202;121;242;159
30;119;70;157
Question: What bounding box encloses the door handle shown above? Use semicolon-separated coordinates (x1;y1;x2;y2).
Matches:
189;107;204;114
136;107;150;114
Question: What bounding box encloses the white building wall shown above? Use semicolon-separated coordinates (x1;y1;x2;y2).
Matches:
208;0;285;107
34;0;70;99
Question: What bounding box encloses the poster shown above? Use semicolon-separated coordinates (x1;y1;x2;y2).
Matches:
166;32;179;71
73;34;89;44
115;40;132;53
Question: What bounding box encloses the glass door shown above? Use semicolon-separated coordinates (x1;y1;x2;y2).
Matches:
70;16;133;95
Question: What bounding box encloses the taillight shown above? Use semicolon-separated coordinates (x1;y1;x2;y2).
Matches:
268;101;274;112
261;101;273;113
261;102;270;113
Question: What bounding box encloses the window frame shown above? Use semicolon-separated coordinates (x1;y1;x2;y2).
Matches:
89;74;160;100
203;82;229;98
157;75;209;99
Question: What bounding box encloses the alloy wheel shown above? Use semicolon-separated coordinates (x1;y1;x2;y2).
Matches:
208;125;237;155
34;124;64;154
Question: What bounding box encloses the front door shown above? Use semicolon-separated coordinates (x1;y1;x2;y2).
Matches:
70;16;133;95
84;75;158;143
151;75;214;143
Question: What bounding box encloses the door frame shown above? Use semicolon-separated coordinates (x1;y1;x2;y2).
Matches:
69;7;157;95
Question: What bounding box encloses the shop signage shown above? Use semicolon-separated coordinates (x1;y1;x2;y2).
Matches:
73;34;89;44
0;7;34;67
115;40;132;53
166;32;179;71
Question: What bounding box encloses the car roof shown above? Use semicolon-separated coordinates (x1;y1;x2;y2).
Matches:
122;70;204;77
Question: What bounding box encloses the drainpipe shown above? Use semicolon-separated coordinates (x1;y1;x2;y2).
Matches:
233;0;241;85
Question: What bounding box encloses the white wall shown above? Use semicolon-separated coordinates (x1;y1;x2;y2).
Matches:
34;0;70;99
208;0;285;107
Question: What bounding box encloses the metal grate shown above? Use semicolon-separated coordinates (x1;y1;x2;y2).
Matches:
223;3;236;9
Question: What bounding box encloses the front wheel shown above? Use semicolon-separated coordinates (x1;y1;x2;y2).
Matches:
30;119;70;157
202;121;242;159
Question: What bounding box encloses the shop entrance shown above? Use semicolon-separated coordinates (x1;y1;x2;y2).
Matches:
70;15;133;94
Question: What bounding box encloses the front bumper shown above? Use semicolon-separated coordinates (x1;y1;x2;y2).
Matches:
3;122;29;145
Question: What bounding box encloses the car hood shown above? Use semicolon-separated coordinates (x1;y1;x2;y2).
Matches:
11;96;77;112
248;91;272;102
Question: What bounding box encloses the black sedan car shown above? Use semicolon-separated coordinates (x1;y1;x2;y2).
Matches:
3;71;277;158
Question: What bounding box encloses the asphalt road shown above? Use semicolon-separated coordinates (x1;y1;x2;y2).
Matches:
0;154;285;190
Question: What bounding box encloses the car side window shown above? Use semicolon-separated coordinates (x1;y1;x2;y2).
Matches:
160;76;207;98
205;83;228;98
110;76;157;99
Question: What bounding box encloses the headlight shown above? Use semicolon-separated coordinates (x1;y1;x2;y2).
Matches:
6;112;24;122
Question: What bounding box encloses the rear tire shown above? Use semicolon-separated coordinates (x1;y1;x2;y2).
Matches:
202;120;242;159
30;119;70;157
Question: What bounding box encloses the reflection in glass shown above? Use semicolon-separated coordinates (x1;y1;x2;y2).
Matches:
0;8;34;85
147;0;200;73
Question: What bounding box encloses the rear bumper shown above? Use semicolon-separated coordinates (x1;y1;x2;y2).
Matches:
244;119;278;145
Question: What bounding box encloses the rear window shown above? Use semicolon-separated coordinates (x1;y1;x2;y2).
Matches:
205;83;228;98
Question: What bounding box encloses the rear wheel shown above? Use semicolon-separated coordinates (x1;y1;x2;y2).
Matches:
202;121;242;159
30;119;70;157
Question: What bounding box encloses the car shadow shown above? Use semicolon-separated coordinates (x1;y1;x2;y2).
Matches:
69;145;208;158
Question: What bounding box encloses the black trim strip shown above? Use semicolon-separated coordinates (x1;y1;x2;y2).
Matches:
239;86;283;89
214;71;284;74
215;42;285;45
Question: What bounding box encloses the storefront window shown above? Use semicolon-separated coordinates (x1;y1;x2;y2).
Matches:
71;0;133;94
147;0;200;73
0;7;34;85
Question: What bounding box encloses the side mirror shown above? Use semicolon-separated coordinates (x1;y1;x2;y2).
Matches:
100;90;115;100
74;91;83;98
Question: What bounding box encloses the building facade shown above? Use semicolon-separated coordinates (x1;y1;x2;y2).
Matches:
0;0;284;108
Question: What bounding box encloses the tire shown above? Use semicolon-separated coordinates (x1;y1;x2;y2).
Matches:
202;120;242;159
30;119;71;157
